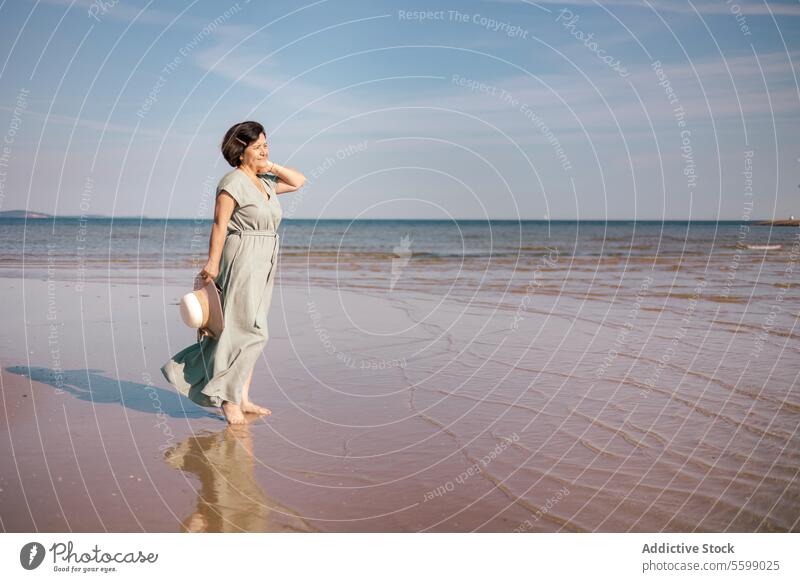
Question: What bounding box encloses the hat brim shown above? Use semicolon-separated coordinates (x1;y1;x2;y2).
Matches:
201;278;225;339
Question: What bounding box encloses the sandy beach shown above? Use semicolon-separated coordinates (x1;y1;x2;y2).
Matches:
1;260;798;532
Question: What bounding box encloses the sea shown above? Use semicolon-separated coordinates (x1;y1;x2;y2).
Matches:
2;217;799;531
1;217;798;310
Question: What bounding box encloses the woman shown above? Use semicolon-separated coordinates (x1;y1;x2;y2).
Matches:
161;121;305;424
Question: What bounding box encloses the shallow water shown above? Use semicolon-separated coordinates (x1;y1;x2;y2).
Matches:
1;218;798;531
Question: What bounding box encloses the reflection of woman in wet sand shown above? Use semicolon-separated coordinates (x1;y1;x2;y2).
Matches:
163;422;317;532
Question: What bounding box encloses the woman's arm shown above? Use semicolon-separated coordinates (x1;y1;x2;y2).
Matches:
199;191;237;284
267;160;305;195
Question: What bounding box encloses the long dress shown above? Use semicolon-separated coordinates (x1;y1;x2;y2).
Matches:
160;168;282;408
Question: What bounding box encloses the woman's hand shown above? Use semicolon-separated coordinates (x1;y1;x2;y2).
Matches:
197;262;219;287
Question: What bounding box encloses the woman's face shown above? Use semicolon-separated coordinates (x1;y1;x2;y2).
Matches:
240;132;270;171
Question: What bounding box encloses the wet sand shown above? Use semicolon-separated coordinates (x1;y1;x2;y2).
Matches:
0;275;798;532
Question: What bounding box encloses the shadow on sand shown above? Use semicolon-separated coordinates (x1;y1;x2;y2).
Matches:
6;365;217;420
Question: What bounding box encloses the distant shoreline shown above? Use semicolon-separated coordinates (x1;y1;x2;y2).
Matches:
753;218;800;226
0;211;797;224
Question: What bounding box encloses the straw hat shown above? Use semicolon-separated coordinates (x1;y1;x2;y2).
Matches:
179;276;225;340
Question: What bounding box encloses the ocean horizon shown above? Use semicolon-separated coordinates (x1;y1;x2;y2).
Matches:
0;215;788;222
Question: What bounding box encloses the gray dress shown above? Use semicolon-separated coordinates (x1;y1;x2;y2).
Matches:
161;168;282;408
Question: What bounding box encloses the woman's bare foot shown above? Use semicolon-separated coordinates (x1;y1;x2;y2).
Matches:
240;400;272;416
221;400;246;424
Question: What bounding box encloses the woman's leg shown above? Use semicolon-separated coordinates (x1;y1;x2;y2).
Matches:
221;356;251;425
240;361;271;416
221;400;245;424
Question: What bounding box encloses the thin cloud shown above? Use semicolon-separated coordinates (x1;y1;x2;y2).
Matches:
35;0;259;31
491;0;800;17
0;102;194;139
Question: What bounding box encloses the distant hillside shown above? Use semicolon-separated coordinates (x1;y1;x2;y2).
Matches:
0;210;53;219
0;210;107;219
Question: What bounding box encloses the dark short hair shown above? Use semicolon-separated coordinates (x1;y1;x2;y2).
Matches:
220;121;265;167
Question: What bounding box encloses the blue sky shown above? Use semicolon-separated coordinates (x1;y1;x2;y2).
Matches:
0;0;798;219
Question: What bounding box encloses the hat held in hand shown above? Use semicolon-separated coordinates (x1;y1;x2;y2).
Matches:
179;276;224;340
